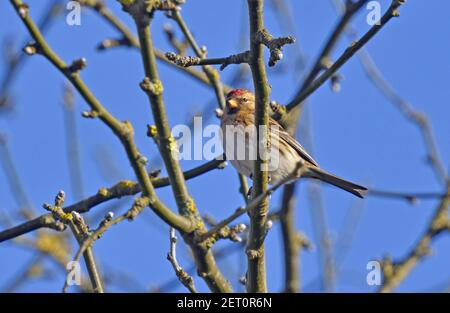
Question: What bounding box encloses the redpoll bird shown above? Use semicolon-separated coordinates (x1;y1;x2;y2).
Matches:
220;89;368;198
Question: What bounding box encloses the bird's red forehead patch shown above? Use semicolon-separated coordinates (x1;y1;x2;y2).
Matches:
227;89;246;98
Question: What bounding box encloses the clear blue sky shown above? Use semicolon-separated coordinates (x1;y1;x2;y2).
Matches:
0;0;449;292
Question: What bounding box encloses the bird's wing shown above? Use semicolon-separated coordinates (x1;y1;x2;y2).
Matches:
269;118;319;167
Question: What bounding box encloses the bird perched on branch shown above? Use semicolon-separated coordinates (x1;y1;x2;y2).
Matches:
220;89;367;198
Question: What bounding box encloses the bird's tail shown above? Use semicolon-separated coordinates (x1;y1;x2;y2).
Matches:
307;166;368;198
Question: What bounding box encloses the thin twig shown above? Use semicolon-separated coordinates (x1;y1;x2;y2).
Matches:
379;183;450;292
0;134;34;215
307;182;336;292
279;183;300;292
0;214;66;243
62;83;84;200
299;0;368;95
62;196;149;292
44;191;104;293
368;189;447;203
167;227;197;293
169;10;228;109
285;0;406;112
0;0;63;107
165;51;250;71
162;23;189;55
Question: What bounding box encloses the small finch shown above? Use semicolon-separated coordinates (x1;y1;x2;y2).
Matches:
220;89;368;198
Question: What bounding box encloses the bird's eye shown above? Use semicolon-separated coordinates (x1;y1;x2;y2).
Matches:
242;97;248;102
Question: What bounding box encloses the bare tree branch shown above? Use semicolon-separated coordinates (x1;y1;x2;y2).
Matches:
9;0;194;233
78;0;233;93
379;183;450;292
245;0;272;293
285;0;406;113
0;134;34;215
118;0;232;292
62;197;149;292
169;9;227;110
0;158;226;243
0;0;63;109
44;191;104;293
331;0;447;184
167;227;197;293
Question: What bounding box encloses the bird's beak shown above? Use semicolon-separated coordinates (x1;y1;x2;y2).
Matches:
226;99;238;110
